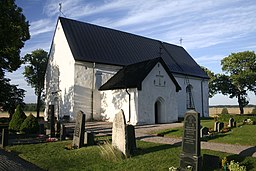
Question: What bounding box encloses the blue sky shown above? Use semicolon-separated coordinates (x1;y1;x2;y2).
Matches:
7;0;256;105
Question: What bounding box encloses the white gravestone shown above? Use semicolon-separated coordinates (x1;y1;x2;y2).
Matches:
112;110;129;156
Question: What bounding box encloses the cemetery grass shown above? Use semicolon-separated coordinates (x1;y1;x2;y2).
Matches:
154;119;256;146
6;139;256;171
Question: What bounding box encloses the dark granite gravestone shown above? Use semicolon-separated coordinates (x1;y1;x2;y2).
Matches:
127;124;137;154
200;127;209;138
72;111;85;148
202;154;220;170
60;124;66;141
179;110;202;171
84;131;94;146
48;105;55;137
1;128;8;148
214;121;219;132
234;121;236;127
217;122;224;132
228;118;235;128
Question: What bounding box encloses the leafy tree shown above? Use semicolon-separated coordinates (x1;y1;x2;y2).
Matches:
0;0;30;73
201;66;217;98
9;104;27;132
0;74;25;118
0;0;29;115
215;51;256;114
23;49;48;118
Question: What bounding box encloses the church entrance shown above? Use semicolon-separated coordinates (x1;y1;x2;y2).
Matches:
155;97;165;124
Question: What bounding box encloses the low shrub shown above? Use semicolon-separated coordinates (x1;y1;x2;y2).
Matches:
221;108;229;114
9;105;27;132
20;114;39;134
251;108;256;115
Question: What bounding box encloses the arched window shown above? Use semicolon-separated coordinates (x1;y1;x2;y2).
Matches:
186;84;194;109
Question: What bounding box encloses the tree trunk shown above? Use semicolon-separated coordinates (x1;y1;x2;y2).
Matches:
36;90;42;119
238;94;244;115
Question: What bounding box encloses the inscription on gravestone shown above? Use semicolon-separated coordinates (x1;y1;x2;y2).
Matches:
180;110;202;171
72;111;85;148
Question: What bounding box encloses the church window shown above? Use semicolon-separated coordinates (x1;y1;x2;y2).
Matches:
186;84;194;109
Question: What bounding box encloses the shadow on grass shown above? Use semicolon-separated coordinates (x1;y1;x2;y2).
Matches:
201;133;228;142
133;141;181;157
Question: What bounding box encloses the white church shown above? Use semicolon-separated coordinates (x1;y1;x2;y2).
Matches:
44;17;209;125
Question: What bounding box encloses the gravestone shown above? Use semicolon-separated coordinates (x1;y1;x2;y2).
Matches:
112;110;129;156
48;105;55;137
214;121;219;132
234;121;236;127
200;127;209;138
1;128;8;148
217;122;224;132
179;110;202;171
84;131;94;146
39;123;45;134
228;118;234;128
127;124;137;154
72;111;85;148
60;124;66;141
202;154;220;170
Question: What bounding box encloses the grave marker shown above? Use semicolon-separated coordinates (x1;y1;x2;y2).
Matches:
112;110;129;156
200;127;209;138
48;105;55;137
228;118;235;128
217;122;224;132
214;121;219;132
1;128;8;148
179;110;202;171
72;111;85;148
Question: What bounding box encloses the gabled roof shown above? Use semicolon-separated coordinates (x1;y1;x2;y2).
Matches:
99;57;181;91
59;17;209;79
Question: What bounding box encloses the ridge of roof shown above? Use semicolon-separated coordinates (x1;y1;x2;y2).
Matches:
58;17;209;79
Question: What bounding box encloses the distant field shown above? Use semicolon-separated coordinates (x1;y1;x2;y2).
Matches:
0;111;44;118
209;106;255;116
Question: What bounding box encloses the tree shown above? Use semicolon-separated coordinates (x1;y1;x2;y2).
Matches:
0;74;25;118
201;66;217;98
216;51;256;114
0;0;29;115
0;0;30;73
23;49;48;118
9;104;27;132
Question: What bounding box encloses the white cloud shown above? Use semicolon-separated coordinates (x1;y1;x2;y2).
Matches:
30;19;55;37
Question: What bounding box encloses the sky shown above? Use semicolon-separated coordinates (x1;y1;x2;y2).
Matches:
6;0;256;106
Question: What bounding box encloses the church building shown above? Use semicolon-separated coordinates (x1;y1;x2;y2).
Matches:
44;17;209;125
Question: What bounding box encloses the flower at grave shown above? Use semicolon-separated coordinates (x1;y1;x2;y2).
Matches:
222;157;227;168
46;137;58;142
168;166;177;171
186;165;192;171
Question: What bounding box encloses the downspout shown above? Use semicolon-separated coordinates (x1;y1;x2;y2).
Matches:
126;88;131;123
201;79;204;117
91;63;95;121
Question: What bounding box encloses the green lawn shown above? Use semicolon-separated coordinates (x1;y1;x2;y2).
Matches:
6;140;256;171
154;119;256;146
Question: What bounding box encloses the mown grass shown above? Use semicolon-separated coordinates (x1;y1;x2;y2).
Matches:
154;118;256;146
6;139;256;171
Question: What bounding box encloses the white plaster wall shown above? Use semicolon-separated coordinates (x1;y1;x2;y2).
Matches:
44;20;75;119
100;88;138;125
138;62;179;125
174;74;209;117
74;62;122;121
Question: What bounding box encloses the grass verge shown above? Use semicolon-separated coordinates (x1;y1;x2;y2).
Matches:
6;140;256;171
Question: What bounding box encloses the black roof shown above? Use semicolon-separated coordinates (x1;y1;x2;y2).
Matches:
99;57;181;91
59;17;209;79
